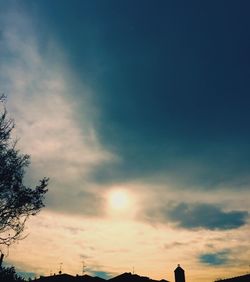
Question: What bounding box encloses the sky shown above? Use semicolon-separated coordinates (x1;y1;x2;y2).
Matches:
0;1;250;282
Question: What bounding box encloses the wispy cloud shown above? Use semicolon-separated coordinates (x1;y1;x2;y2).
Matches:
0;5;117;216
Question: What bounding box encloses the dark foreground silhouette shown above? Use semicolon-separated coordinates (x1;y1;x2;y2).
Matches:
33;271;250;282
34;272;169;282
0;266;25;281
1;263;250;282
34;265;184;282
215;274;250;282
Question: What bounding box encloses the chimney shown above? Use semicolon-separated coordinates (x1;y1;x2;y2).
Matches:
174;264;185;282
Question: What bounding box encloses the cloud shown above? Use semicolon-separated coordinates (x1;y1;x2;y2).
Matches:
199;250;230;266
87;270;113;279
0;6;117;216
46;189;105;217
145;202;248;230
17;271;36;280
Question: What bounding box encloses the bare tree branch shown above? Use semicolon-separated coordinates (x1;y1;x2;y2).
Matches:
0;97;48;248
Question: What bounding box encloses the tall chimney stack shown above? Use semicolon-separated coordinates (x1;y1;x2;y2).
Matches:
174;264;185;282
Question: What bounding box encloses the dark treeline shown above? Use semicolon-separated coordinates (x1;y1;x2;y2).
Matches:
0;266;25;281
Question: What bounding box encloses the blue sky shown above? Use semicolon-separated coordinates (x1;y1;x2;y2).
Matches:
0;1;250;282
31;0;250;188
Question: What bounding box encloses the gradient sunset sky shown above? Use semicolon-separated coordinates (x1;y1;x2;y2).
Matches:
0;1;250;282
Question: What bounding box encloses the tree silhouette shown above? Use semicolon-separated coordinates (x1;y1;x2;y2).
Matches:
0;266;25;281
0;95;48;248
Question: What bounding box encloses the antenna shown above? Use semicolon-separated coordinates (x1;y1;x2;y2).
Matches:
82;260;86;275
132;266;135;274
59;262;63;274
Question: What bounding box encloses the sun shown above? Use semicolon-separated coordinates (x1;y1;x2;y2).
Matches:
107;188;137;218
109;190;129;210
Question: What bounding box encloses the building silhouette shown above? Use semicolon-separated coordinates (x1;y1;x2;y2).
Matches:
174;265;185;282
34;272;170;282
215;274;250;282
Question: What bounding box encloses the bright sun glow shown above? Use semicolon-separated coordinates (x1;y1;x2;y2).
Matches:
109;190;129;210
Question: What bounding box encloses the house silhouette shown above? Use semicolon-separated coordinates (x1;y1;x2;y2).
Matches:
215;274;250;282
34;270;171;282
